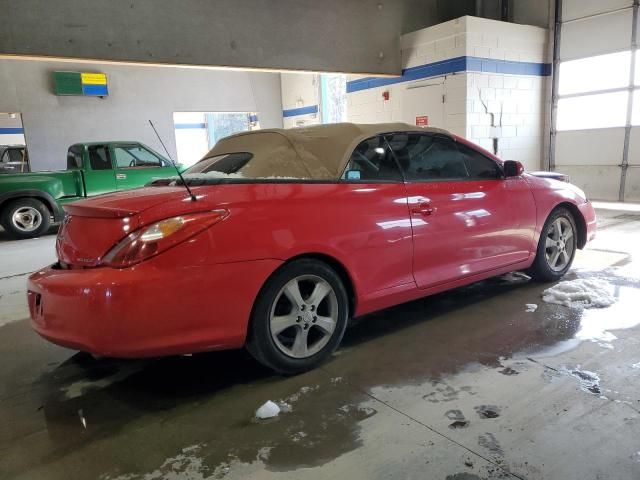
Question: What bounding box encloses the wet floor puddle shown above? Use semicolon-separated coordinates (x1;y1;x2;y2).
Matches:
6;264;639;479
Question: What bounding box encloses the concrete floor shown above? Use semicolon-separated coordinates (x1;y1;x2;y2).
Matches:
1;207;639;480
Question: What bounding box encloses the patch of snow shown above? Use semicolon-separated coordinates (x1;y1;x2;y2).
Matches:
62;367;137;399
260;175;306;180
291;431;308;443
330;376;343;383
100;444;212;480
632;362;640;369
170;171;305;184
284;384;320;403
168;171;245;185
257;446;272;461
525;303;538;313
542;278;616;309
78;409;87;429
564;367;603;396
186;171;246;179
255;400;280;419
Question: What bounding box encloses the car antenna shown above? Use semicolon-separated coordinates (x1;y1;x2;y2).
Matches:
148;119;197;202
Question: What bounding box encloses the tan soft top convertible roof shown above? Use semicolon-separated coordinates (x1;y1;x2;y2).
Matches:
203;122;452;179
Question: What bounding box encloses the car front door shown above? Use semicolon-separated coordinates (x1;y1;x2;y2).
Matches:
387;133;534;289
340;135;415;296
112;144;175;190
84;144;117;196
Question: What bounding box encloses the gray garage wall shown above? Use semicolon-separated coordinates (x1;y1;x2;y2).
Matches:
1;0;553;76
0;59;283;171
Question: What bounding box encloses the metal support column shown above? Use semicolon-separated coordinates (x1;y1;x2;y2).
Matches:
548;0;562;171
620;0;640;201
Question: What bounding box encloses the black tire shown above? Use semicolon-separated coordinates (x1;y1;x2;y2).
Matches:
527;207;578;282
246;258;349;375
0;198;51;240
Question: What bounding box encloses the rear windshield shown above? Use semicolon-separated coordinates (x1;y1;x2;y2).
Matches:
182;150;311;180
184;153;254;178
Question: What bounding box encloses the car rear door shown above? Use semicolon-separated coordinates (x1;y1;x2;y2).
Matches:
387;132;534;289
112;144;175;190
84;144;117;196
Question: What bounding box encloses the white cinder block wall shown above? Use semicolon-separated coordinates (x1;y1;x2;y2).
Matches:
465;17;548;169
281;73;321;129
346;16;550;171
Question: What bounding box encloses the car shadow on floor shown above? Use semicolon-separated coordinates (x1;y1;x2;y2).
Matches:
36;272;580;414
8;272;586;478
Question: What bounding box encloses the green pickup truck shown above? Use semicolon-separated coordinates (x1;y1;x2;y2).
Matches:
0;141;182;239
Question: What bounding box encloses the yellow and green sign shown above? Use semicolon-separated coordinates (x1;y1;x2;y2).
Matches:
54;71;108;96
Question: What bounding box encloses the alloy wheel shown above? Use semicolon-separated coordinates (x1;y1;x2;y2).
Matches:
269;274;339;359
544;217;574;272
11;206;43;233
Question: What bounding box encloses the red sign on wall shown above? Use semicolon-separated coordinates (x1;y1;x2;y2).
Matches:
415;116;429;126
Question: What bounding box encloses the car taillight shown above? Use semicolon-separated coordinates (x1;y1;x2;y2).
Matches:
101;210;228;268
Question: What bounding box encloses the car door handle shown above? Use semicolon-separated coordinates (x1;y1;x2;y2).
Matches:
116;173;127;180
410;202;434;216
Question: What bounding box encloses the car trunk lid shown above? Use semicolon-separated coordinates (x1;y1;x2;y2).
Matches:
57;186;218;267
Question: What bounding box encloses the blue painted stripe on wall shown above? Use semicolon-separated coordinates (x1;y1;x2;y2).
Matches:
175;123;207;129
0;127;24;134
346;56;551;93
282;105;319;118
466;56;551;76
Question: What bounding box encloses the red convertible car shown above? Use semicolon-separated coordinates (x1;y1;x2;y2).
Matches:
28;123;596;374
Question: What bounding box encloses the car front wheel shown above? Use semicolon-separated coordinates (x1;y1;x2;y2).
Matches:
527;207;578;282
246;258;349;375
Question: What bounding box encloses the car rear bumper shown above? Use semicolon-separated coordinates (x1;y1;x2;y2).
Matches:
28;259;282;357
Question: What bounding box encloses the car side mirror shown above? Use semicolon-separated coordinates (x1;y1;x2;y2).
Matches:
503;160;524;178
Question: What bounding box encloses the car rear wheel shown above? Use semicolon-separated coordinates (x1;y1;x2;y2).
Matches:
527;207;577;282
246;258;348;375
1;198;51;239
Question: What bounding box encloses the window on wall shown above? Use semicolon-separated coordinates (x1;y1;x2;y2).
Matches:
173;112;259;167
320;74;347;124
632;50;640;125
558;51;630;95
557;91;628;130
557;50;633;131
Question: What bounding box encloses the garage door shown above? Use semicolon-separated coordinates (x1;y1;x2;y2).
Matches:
552;0;640;201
